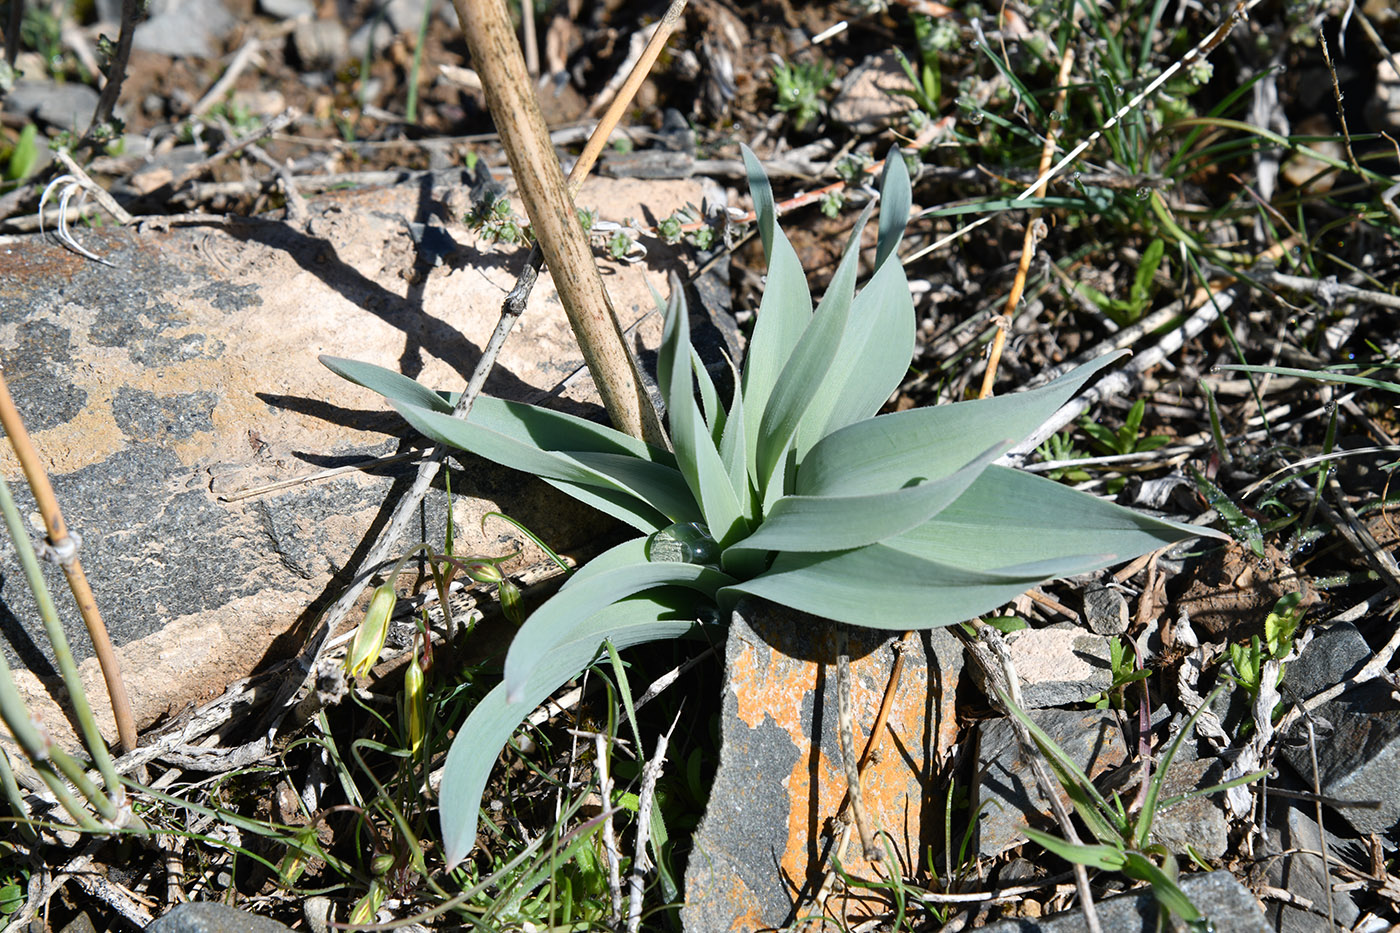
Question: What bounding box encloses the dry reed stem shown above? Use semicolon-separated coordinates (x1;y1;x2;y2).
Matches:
0;369;136;752
453;0;665;446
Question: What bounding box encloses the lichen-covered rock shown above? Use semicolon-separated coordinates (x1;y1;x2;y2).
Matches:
0;175;719;747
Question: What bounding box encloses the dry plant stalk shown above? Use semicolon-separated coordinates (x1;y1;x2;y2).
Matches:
979;46;1075;398
452;0;666;447
0;369;136;752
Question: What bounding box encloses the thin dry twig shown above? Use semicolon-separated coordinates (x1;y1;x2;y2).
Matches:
978;41;1074;398
82;0;141;150
628;713;678;933
836;629;880;861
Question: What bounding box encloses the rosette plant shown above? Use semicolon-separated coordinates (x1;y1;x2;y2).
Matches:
323;148;1220;867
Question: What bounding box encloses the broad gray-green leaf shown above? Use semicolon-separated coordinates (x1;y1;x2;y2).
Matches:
390;399;650;502
691;347;726;442
658;284;746;545
728;440;1008;555
503;550;736;700
721;545;1106;630
759;197;879;490
797;352;1128;496
795;239;916;454
874;149;911;268
741;150;813;481
321;355;454;413
568;451;702;525
539;478;670;533
440;591;700;868
886;465;1224;569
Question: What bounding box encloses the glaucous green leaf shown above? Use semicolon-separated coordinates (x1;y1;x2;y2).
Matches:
886;465;1224;570
503;539;736;700
874;148;911;268
537;479;669;533
796;352;1128;497
321;355;454;414
721;544;1105;630
568;452;702;525
389;399;658;510
740;147;814;481
658;282;746;545
727;441;1009;555
758;196;879;489
439;591;701;868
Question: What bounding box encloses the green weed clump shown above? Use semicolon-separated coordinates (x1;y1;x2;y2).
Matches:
325;148;1223;867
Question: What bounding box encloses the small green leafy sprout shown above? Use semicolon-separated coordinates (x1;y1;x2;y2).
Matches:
771;59;835;132
465;194;530;245
1010;682;1265;927
1035;430;1091;484
322;147;1223;868
1227;591;1303;714
1066;238;1166;326
1090;635;1151;710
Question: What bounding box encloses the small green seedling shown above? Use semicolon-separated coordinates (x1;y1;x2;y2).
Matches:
1090;635;1152;710
771;60;834;132
3;124;40;184
1081;397;1173;492
1227;591;1303;721
1065;239;1167;326
1036;430;1092;484
326;148;1223;868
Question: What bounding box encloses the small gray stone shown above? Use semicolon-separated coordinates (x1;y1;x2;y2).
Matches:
1279;679;1400;835
145;902;294;933
292;19;350;71
974;708;1129;858
1263;806;1360;933
348;18;394;59
1083;585;1129;636
829;51;916;133
2;79;101;130
134;0;236;58
993;623;1113;708
1283;620;1369;699
979;870;1268;932
1146;757;1228;860
259;0;314;18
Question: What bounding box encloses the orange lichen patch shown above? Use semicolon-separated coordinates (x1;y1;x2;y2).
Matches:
708;605;964;929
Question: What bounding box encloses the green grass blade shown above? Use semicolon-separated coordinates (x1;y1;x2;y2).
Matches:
1022;827;1126;871
1214;364;1400;395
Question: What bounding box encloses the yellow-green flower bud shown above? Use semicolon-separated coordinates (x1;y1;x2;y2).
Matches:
498;577;523;626
345;584;396;678
404;649;426;756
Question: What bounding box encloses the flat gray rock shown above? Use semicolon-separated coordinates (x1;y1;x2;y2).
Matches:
987;622;1114;708
2;80;102;130
979;870;1268;932
145;902;293;933
1279;678;1400;835
974;707;1129;858
0;175;711;748
1146;757;1228;861
1264;805;1360;933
